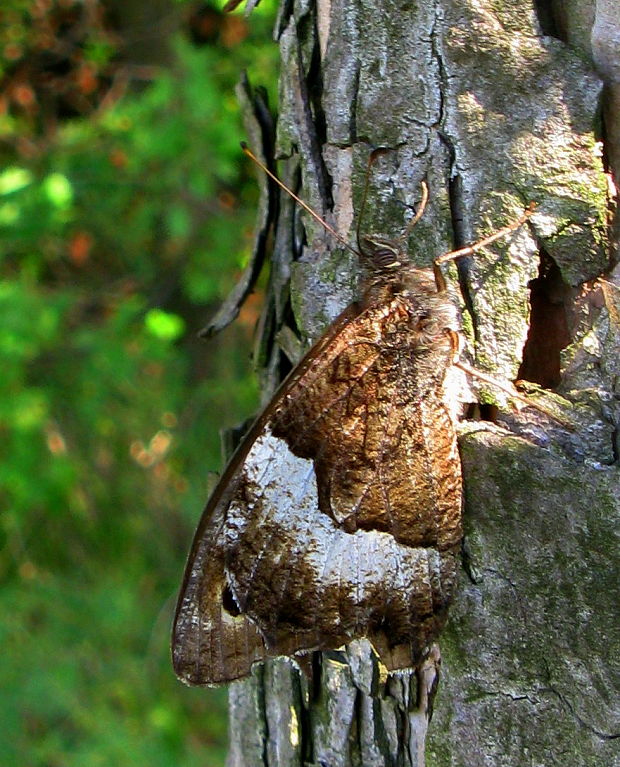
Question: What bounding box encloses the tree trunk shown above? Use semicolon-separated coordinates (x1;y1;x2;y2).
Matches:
226;1;619;764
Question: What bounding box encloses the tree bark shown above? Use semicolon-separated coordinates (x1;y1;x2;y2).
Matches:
226;1;619;764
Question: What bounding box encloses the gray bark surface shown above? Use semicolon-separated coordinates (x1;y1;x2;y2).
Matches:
226;0;620;764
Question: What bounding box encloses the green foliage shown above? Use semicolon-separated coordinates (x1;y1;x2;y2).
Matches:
0;3;279;765
3;571;230;767
145;308;187;341
0;0;121;132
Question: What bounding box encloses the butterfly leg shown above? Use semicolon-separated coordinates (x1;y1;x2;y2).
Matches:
435;203;536;266
448;329;462;364
455;359;573;427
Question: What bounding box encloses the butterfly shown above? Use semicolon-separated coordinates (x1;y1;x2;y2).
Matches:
172;146;534;685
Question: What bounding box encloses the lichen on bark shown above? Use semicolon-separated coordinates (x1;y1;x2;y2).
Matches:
428;426;620;766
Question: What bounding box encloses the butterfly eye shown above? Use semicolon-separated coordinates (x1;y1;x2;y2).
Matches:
361;236;404;271
372;248;402;270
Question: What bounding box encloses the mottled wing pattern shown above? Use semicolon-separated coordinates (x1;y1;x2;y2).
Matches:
172;310;360;685
172;504;267;685
270;297;461;549
173;292;462;685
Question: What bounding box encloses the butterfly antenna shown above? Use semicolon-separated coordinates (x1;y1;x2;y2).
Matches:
355;151;379;255
240;142;362;259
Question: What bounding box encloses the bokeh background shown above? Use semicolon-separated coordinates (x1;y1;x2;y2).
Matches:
0;1;279;764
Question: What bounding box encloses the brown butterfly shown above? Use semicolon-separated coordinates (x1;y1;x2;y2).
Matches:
172;147;534;685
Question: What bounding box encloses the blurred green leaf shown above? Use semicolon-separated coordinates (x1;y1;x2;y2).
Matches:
0;167;33;195
11;389;48;430
0;202;20;225
166;204;192;240
145;309;186;341
42;173;73;208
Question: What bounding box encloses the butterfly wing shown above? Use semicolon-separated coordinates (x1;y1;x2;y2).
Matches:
172;292;462;685
172;309;360;685
172;502;267;685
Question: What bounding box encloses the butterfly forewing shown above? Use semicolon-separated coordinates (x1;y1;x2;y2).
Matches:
172;263;463;685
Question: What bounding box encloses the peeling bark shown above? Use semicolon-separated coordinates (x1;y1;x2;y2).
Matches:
225;1;619;765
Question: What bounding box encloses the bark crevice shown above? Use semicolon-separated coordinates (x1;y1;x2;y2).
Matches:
517;249;571;388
